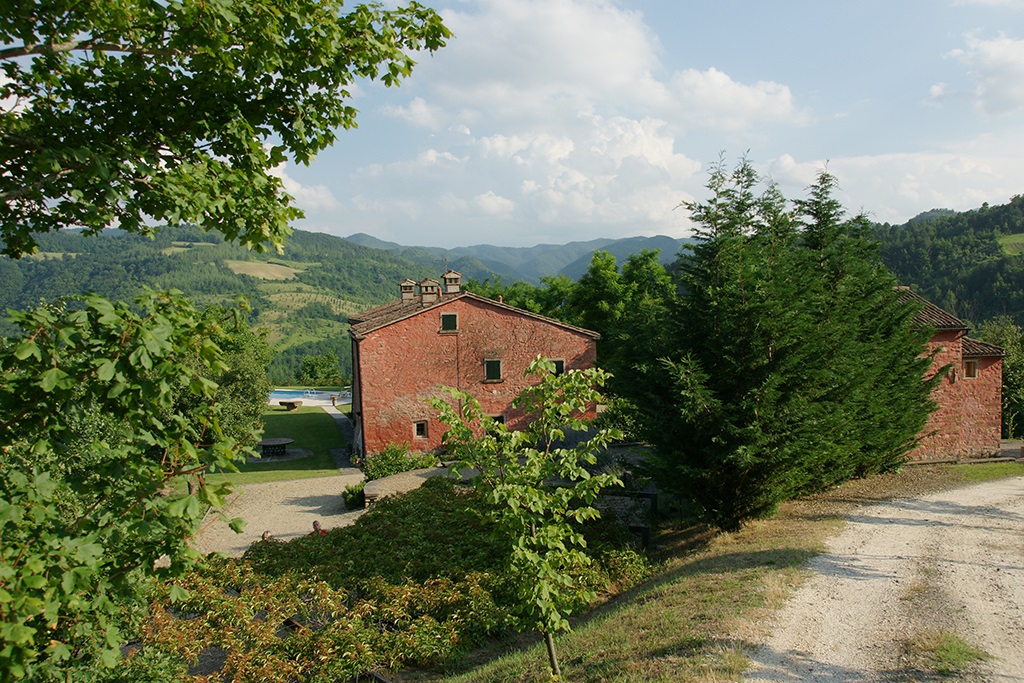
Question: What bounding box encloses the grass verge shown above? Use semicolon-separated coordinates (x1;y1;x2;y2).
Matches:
399;461;1023;682
903;630;990;676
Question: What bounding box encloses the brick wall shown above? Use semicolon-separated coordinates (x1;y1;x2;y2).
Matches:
911;330;1003;459
354;297;597;455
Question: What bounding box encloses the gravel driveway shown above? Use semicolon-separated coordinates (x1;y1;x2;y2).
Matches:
747;476;1024;682
191;473;367;557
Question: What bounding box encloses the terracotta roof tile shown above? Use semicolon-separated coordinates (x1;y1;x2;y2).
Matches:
962;337;1004;358
348;295;453;338
894;286;967;331
349;291;601;340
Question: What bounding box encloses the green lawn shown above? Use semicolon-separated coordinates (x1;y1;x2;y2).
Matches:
207;405;346;485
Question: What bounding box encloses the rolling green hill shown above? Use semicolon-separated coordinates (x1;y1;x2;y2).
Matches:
7;192;1024;385
1;226;691;382
874;194;1024;325
0;226;444;382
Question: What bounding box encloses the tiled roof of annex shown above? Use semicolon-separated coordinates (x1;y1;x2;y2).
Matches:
894;287;1004;357
895;286;967;331
348;290;601;341
962;337;1004;358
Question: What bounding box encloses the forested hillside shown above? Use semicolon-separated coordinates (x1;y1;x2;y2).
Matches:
875;195;1024;325
0;226;688;383
0;226;441;382
9;197;1024;386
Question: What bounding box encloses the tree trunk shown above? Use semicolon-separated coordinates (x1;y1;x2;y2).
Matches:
544;631;561;679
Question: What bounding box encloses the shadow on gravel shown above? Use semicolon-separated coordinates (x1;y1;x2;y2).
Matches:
280;493;345;515
808;554;897;581
838;497;1024;535
746;648;874;682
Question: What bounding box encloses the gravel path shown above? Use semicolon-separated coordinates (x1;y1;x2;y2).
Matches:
746;476;1024;682
190;474;367;557
191;404;367;557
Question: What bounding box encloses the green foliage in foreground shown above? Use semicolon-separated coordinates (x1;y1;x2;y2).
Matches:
119;477;648;681
432;357;623;678
0;291;253;681
0;0;450;258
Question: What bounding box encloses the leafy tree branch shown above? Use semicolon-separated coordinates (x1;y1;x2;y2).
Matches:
431;357;622;678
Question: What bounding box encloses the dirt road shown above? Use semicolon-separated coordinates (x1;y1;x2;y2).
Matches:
746;476;1024;682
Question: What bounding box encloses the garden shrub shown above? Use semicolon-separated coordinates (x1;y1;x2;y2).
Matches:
360;442;438;481
342;481;365;509
129;479;648;681
243;477;506;585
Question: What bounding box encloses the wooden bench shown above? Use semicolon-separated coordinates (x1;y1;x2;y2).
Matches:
279;400;303;411
258;437;295;458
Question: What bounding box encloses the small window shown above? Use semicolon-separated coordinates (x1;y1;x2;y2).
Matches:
552;359;565;375
484;359;502;381
485;414;505;435
414;420;428;438
964;359;979;379
440;313;458;332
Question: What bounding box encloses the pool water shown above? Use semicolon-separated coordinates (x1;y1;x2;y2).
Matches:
269;389;320;400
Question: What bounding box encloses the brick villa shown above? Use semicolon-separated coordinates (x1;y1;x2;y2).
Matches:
348;277;1002;460
348;271;600;456
899;287;1004;459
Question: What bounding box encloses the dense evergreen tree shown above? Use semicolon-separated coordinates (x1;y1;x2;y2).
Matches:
635;161;936;529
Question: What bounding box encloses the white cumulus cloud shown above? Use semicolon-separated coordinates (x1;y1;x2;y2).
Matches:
269;163;340;212
947;32;1024;114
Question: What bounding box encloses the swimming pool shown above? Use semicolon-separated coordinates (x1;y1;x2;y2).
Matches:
269;389;321;400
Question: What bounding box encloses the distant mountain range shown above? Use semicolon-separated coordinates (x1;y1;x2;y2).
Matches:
342;233;693;283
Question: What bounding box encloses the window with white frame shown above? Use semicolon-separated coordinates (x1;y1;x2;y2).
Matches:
414;420;428;438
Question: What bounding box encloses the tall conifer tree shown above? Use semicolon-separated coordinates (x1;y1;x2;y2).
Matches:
639;160;936;529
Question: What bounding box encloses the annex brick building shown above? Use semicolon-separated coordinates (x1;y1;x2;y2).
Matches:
899;287;1004;459
348;271;600;456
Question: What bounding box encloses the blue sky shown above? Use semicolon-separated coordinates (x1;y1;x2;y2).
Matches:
274;0;1024;248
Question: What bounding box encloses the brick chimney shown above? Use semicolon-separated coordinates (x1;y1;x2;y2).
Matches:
399;279;416;301
419;278;441;304
442;270;462;294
